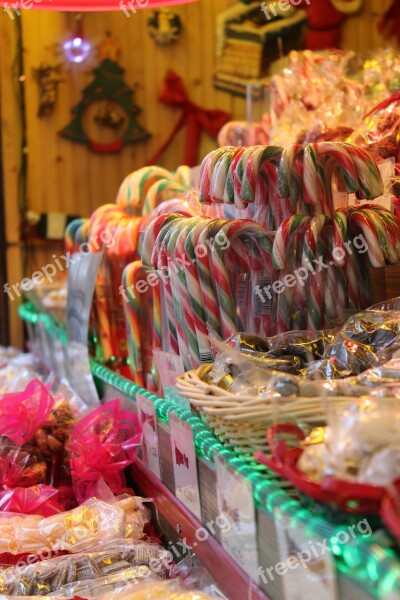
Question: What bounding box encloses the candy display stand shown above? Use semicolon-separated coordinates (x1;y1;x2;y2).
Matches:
19;302;400;600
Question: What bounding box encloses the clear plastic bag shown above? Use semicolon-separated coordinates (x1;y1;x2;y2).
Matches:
0;496;146;556
98;578;218;600
0;541;170;596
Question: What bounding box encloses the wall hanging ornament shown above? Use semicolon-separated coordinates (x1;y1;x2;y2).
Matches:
147;9;182;45
215;1;306;96
34;63;64;118
147;70;230;167
63;14;92;64
60;57;151;153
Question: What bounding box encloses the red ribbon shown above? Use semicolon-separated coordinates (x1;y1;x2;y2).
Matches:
147;70;230;167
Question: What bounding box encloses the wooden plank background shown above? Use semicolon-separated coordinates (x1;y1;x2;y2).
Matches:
0;0;398;346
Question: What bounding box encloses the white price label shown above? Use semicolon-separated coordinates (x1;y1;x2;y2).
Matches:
169;413;201;520
136;394;161;479
274;507;338;600
215;456;259;582
153;350;185;392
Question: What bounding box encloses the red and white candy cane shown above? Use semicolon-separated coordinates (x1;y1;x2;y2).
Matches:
199;148;229;204
169;217;205;369
340;143;384;200
150;216;187;356
302;215;330;330
196;219;230;337
211;220;273;338
273;215;311;332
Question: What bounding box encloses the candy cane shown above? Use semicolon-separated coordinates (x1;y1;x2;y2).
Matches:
196;220;229;336
272;215;310;269
224;148;245;205
199;148;228;204
143;180;185;216
341;143;384;199
241;145;283;204
116;166;172;209
211;147;237;203
142;213;184;266
278;143;304;213
174;165;191;189
302;215;329;330
211;220;272;338
169;217;204;368
348;209;385;268
303;144;325;214
183;219;217;363
333;211;348;267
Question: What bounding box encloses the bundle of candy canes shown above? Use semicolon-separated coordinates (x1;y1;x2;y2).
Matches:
115;142;400;390
127;214;274;377
65;165;196;381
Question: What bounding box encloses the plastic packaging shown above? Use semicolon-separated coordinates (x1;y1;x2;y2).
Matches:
0;496;148;556
68;400;142;503
348;91;400;162
0;542;170;596
98;578;218;600
299;393;400;486
0;381;74;515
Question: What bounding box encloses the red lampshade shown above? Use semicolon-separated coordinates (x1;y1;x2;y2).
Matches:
0;0;198;10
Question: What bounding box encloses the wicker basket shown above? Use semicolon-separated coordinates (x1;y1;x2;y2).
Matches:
176;366;356;456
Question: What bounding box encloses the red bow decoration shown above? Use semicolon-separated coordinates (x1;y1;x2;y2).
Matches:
148;70;230;167
379;0;400;44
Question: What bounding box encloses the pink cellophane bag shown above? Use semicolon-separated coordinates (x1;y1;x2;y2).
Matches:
0;379;65;516
69;399;142;502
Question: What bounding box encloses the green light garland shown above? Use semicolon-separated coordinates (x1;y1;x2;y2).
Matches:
18;302;400;597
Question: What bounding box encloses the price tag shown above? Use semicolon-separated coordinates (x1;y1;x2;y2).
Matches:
169;413;201;520
274;507;338;600
65;252;102;405
215;456;259;582
136;393;161;479
153;350;185;391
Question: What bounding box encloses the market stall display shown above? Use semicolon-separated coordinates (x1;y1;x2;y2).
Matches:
5;44;400;600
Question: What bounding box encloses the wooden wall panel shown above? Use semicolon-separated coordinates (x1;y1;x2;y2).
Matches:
0;15;24;348
341;0;395;51
16;0;399;220
20;1;240;219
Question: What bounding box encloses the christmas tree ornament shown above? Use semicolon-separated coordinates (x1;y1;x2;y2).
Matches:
147;9;182;45
60;56;151;153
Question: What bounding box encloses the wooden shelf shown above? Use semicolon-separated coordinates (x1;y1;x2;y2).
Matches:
130;459;270;600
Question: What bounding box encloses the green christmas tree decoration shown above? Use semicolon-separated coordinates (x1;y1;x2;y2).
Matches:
60;58;151;153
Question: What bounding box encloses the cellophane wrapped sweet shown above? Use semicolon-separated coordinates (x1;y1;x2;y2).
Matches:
0;495;150;557
0;380;74;515
299;391;400;486
97;578;217;600
0;541;170;596
348;91;400;162
68;400;142;503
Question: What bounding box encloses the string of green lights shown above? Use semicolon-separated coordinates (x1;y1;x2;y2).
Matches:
18;302;400;598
